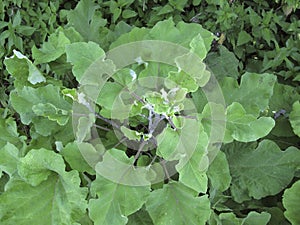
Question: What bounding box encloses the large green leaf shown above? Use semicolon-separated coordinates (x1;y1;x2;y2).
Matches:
217;211;271;225
269;83;300;137
10;84;72;136
145;182;211;225
176;123;209;193
0;149;88;224
205;45;239;80
207;151;231;192
200;102;274;143
67;0;107;43
220;72;276;116
127;208;154;225
60;142;100;174
4;50;46;88
32;30;70;64
283;180;300;225
223;140;300;202
289;101;300;137
269;83;300;112
89;171;150;225
66;42;105;82
156;117;201;161
0;143;19;177
149;18;213;51
225;102;275;142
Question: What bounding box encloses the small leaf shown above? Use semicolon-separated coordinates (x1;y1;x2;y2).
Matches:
122;9;137;19
237;31;252;46
121;126;142;141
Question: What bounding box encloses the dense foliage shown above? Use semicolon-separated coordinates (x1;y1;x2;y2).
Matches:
0;0;300;224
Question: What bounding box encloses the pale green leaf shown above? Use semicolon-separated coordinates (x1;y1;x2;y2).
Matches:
220;72;277;116
121;126;142;141
76;113;95;142
176;124;209;193
225;102;275;142
122;9;137;19
32;31;70;64
283;180;300;225
218;211;271;225
175;53;210;87
166;71;198;92
0;175;87;225
89;172;150;225
18;149;67;186
145;182;211;225
190;34;207;60
0;149;88;224
66;42;105;82
60;142;99;174
94;149;151;186
10;85;72;136
32;103;69;126
207;151;231;192
289;101;300;137
0;143;19;177
4;50;46;88
157;117;201;161
242;211;271;225
0;116;26;150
